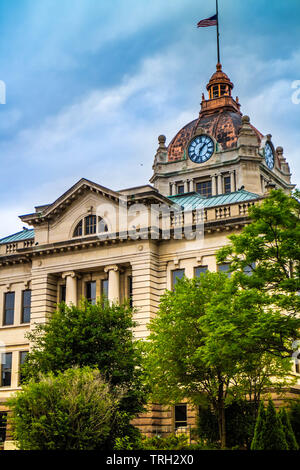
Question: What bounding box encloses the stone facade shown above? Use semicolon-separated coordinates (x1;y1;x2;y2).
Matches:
0;64;298;446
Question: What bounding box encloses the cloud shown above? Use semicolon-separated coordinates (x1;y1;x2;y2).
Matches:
0;3;299;238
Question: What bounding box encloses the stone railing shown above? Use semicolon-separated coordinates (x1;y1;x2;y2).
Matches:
6;243;18;254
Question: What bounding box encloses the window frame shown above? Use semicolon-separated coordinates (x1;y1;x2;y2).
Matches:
194;266;208;278
85;215;97;236
224;176;231;194
177;184;184;195
19;350;28;385
174;404;188;430
196;180;212;198
86;281;97;305
21;290;31;324
3;292;15;326
1;352;12;388
172;269;185;290
217;263;231;278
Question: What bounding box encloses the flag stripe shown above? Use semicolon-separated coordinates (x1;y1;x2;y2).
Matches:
197;14;217;28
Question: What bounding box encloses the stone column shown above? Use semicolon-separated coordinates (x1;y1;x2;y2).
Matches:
62;271;78;306
217;173;223;195
230;171;236;192
104;265;120;303
212;174;217;196
184;180;189;194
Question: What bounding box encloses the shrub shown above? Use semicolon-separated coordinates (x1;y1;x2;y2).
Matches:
9;367;123;450
279;408;299;450
289;400;300;447
198;400;256;449
251;400;288;451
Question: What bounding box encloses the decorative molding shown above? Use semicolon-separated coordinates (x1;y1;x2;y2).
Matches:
104;264;119;273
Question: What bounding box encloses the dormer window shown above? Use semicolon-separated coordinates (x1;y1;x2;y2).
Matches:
73;216;108;238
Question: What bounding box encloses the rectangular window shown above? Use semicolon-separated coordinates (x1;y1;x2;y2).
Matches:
177;185;184;195
218;263;231;278
85;215;97;235
128;276;133;308
86;281;96;305
19;351;28;385
175;404;187;430
21;290;31;324
60;285;66;303
212;85;219;99
224;176;231;194
220;84;228;96
243;263;256;276
195;266;208;277
3;292;15;326
172;269;185;289
1;353;12;387
101;279;109;299
196;181;212;198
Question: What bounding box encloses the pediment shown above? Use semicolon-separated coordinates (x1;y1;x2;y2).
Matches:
19;178;121;226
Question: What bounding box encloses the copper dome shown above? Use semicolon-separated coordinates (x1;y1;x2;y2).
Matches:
167;65;263;162
167;111;263;162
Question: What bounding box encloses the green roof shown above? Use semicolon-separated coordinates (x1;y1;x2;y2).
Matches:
0;229;35;245
168;190;261;209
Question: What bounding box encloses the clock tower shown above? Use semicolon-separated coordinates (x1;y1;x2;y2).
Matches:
151;64;294;199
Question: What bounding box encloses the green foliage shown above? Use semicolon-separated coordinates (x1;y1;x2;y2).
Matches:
251;400;288;450
197;405;219;445
289;400;300;447
21;300;147;449
140;433;189;450
145;272;297;448
217;190;300;349
8;368;122;450
251;402;266;450
279;408;299;450
198;400;256;449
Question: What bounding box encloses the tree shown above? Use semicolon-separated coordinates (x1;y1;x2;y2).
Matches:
22;300;146;448
198;399;256;449
251;401;266;450
217;189;300;357
289;400;300;447
144;274;297;449
8;368;123;450
279;407;299;450
261;400;288;450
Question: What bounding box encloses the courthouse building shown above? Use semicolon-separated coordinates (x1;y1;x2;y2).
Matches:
0;64;298;445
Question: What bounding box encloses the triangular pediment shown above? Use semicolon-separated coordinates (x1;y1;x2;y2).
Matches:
19;178;121;226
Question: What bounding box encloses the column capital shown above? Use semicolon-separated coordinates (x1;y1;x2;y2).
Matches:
104;264;119;274
62;271;79;280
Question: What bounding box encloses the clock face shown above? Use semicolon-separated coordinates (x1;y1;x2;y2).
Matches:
188;135;214;164
265;142;275;170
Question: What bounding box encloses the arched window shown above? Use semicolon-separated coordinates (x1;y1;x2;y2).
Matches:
73;220;83;237
72;215;109;238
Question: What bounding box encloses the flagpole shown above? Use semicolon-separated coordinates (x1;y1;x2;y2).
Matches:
216;0;221;63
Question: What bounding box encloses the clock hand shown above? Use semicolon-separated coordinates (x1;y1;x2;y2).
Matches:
198;143;206;155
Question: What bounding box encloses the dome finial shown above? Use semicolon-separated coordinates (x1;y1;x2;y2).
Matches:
206;65;234;100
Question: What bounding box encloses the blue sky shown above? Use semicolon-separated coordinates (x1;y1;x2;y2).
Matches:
0;0;299;238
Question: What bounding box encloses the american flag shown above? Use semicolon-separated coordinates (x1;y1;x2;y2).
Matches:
197;14;218;28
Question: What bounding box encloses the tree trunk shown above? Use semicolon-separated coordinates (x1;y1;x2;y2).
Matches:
217;382;226;449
